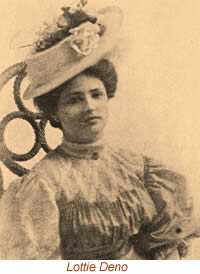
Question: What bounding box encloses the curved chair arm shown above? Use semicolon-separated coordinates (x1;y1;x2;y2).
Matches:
0;62;52;188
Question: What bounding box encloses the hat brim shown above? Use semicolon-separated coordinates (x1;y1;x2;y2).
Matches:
23;6;123;100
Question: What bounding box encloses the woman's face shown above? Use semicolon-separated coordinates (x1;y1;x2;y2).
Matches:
56;73;109;143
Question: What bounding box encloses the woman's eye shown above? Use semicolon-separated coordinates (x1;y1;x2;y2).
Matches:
67;97;83;104
92;91;104;98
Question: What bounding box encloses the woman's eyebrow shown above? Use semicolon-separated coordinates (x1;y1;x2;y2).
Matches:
68;91;83;96
68;88;102;96
90;88;102;93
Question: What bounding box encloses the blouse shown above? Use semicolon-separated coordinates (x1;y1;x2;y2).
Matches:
0;139;198;260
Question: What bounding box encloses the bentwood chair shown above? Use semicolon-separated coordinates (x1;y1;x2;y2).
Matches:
0;62;52;197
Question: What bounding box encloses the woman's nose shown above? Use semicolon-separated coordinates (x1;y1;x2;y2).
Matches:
84;96;96;111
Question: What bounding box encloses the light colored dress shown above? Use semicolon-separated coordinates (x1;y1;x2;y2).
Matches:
0;140;197;259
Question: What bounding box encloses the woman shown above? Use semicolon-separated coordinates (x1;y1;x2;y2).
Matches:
0;0;198;259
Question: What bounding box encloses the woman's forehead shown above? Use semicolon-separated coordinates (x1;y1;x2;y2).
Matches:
62;73;105;95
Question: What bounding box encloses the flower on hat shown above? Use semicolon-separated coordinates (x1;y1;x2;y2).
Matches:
69;22;101;56
66;0;88;14
32;0;106;54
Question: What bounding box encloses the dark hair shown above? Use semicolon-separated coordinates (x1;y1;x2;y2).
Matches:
34;59;118;129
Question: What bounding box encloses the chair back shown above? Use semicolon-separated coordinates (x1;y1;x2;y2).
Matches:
0;62;52;195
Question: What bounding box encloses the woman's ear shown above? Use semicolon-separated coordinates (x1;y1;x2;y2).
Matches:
49;114;62;129
51;114;59;123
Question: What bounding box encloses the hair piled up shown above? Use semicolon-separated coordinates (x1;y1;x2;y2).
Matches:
34;59;118;129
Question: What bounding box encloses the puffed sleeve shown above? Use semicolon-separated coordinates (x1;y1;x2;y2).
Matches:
0;168;61;259
132;156;199;259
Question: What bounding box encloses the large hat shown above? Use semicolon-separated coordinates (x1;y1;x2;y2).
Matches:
22;3;123;100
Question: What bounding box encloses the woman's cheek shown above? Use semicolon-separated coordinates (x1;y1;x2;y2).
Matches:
101;103;109;119
64;107;81;121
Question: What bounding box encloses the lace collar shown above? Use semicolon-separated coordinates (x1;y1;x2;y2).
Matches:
56;138;105;160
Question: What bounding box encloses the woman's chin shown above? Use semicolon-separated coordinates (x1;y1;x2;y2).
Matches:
82;121;105;135
80;128;104;143
85;130;103;140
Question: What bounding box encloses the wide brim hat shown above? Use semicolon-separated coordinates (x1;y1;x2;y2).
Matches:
22;5;123;100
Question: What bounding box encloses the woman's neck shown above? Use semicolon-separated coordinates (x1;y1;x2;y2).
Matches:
63;132;104;145
58;133;105;159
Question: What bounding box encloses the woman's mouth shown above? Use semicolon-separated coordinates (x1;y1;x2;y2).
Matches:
82;116;101;124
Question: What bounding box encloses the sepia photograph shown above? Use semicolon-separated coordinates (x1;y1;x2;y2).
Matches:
0;0;200;261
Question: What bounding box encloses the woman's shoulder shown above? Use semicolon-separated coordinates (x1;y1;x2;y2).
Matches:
110;145;184;178
34;149;65;174
108;145;188;199
109;145;144;166
10;149;68;197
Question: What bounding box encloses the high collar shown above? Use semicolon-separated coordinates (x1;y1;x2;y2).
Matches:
56;138;105;160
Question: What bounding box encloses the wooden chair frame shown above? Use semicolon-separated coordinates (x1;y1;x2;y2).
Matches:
0;62;52;195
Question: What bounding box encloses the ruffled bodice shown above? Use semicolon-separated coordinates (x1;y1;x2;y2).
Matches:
0;140;197;259
55;144;156;259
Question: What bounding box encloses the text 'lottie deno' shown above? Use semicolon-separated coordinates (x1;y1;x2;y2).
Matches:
66;262;128;272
